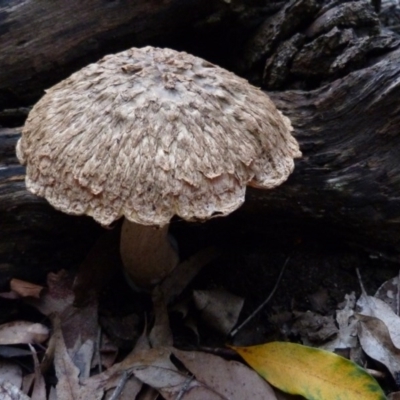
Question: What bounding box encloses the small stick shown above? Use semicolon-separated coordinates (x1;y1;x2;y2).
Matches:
176;376;194;400
396;269;400;316
96;327;103;373
109;371;131;400
355;267;368;296
230;256;291;338
366;368;387;380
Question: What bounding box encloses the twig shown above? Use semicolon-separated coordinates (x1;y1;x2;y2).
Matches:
397;269;400;316
355;267;368;296
366;368;387;380
109;370;131;400
97;327;103;373
175;376;194;400
229;255;291;338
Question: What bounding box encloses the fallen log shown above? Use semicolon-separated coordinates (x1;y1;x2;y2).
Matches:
0;0;223;109
2;0;400;281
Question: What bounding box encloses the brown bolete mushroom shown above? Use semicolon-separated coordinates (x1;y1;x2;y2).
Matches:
16;46;301;288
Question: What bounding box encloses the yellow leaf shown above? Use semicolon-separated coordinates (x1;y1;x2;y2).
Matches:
230;342;386;400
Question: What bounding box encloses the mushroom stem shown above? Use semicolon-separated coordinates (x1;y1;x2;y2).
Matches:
119;220;179;288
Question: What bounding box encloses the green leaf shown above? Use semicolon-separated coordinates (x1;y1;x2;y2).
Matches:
230;342;387;400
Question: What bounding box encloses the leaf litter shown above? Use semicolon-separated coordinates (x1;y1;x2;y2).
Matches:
4;237;400;399
0;242;279;400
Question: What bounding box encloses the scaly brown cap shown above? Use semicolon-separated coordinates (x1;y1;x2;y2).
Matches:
17;46;301;226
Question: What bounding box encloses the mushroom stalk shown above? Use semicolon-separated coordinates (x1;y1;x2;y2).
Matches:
119;220;179;288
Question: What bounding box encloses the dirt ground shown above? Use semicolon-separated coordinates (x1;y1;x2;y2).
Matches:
96;211;399;350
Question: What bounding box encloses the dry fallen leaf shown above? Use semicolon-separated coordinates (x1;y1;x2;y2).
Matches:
53;315;105;400
193;289;244;335
149;287;173;348
357;293;400;348
320;292;358;351
88;342;280;400
357;313;400;383
30;269;98;378
0;381;30;400
0;360;22;389
375;273;400;315
0;321;49;345
53;315;83;400
28;270;74;316
172;348;278;400
104;375;142;400
231;342;386;400
22;373;35;397
159;247;219;303
29;344;46;400
291;311;337;345
10;278;44;298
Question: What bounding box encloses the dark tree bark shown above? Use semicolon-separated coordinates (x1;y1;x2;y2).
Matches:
238;0;400;256
1;0;400;281
0;0;226;109
246;47;400;254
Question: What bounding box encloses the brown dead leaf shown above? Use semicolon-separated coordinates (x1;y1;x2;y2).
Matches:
159;247;219;303
86;347;219;400
172;348;278;400
129;347;187;386
357;313;400;382
22;374;35;396
150;287;173;348
61;302;98;379
0;291;20;300
86;329;279;400
99;313;141;349
29;270;74;316
82;329;151;395
357;293;400;348
29;344;46;400
0;360;22;389
0;321;49;345
375;272;400;315
193;289;244;335
320;292;358;351
10;279;43;298
53;315;105;400
0;381;30;400
30;269;98;378
291;311;338;345
53;315;81;399
48;386;57;400
104;375;142;400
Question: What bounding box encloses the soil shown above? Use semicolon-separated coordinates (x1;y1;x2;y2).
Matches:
95;209;399;349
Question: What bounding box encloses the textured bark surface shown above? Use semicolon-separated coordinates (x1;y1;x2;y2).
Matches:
1;0;400;281
0;128;100;283
0;0;221;109
237;0;400;255
247;46;400;254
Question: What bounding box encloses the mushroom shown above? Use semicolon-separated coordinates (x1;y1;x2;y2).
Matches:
16;46;301;288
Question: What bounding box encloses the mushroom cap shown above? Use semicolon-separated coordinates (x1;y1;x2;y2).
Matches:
17;46;301;226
